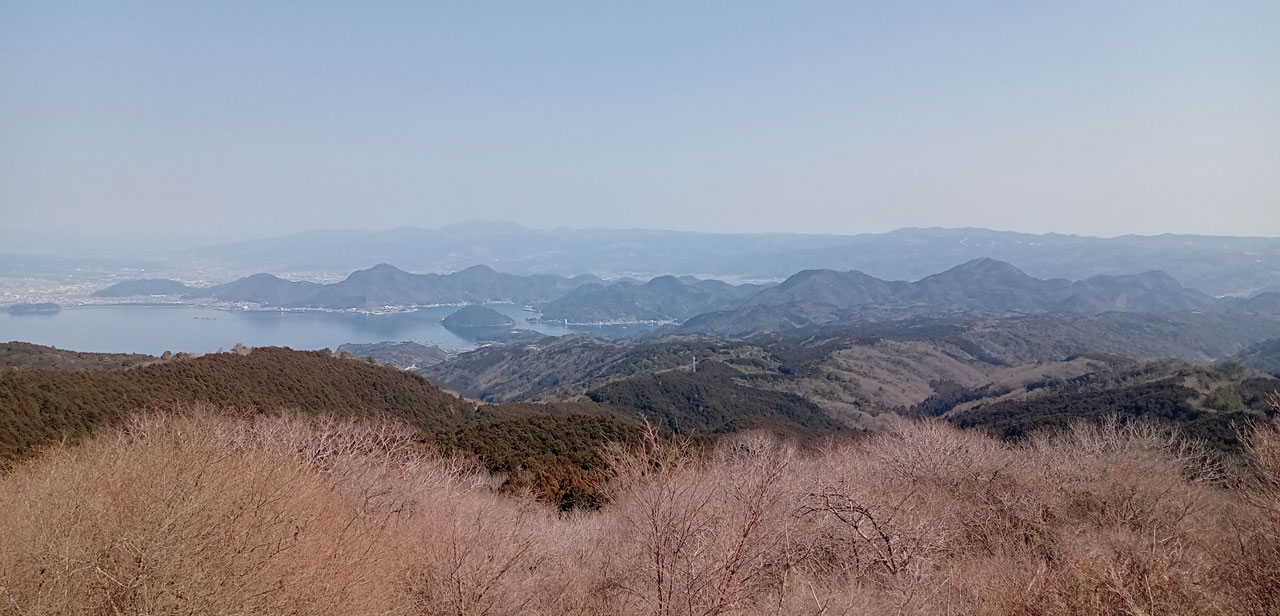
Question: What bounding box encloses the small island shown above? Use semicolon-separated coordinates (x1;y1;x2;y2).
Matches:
441;305;516;329
6;302;60;315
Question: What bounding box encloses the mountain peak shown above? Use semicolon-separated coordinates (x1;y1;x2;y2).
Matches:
774;269;838;292
243;272;288;282
456;264;499;276
950;257;1027;276
645;275;686;292
921;258;1037;285
344;263;411;283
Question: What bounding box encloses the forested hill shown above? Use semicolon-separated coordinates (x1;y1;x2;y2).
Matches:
0;347;475;463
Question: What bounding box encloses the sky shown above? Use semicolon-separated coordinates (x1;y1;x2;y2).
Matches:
2;1;1278;251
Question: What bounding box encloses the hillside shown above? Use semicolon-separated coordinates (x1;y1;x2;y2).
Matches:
586;361;847;438
424;310;1280;435
943;361;1280;451
679;300;853;335
951;312;1280;364
1227;291;1280;315
1232;338;1280;375
420;336;770;402
682;300;1279;356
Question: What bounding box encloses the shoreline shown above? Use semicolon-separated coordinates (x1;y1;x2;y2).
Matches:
5;299;517;317
5;301;674;326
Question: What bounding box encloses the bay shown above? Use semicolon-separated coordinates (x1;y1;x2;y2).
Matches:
0;304;589;355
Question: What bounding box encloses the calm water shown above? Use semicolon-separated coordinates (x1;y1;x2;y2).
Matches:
0;304;590;355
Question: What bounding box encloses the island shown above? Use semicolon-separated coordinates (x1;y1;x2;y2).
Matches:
6;302;61;315
441;305;516;329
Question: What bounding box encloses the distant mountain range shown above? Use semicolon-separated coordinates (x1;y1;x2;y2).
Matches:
545;257;1261;325
184;264;601;310
189;224;1280;296
680;259;1273;335
94;259;1280;333
751;257;1215;313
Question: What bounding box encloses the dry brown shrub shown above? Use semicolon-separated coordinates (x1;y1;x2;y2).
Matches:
601;427;799;616
0;409;413;615
1210;417;1280;615
2;408;1278;616
0;409;610;616
783;418;1244;614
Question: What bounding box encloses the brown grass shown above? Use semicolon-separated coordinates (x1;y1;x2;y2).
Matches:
2;406;1278;615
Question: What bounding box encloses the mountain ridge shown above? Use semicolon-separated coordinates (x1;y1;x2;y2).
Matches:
93;258;1269;327
184;263;596;310
189;225;1280;296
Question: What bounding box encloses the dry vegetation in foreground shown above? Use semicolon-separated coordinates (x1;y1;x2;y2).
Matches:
2;403;1280;615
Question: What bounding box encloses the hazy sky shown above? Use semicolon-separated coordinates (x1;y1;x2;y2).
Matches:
2;1;1278;248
